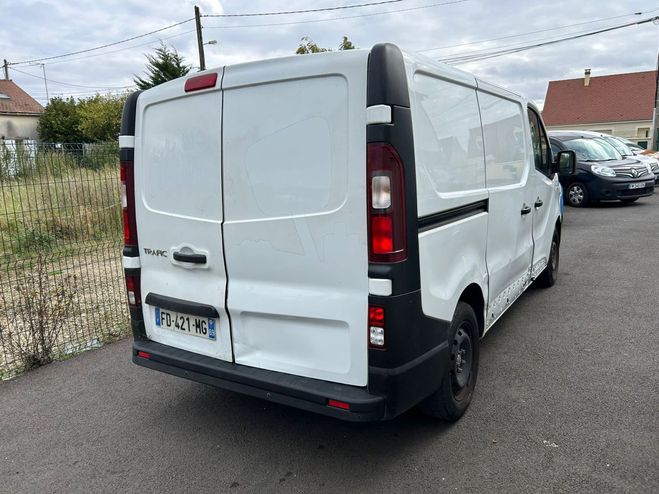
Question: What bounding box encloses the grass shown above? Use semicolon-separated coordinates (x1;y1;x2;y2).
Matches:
0;148;122;264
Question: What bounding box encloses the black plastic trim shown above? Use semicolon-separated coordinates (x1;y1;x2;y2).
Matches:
418;199;489;232
367;43;410;108
129;306;147;339
120;148;134;161
123;245;139;258
366;44;419;296
120;91;142;136
144;293;220;318
173;252;207;264
133;340;385;422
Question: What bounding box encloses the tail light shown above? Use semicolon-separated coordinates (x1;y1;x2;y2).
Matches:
125;271;141;308
120;160;138;247
367;143;406;262
369;305;385;348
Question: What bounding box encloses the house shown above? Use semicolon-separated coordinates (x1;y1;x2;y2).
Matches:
542;69;657;148
0;79;43;141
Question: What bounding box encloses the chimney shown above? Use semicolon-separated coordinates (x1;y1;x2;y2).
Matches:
584;69;591;87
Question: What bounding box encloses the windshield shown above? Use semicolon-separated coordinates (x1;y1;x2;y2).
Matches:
562;138;620;161
598;136;632;157
615;136;643;151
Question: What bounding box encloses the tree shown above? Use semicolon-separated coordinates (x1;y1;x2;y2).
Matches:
295;36;357;54
339;36;356;51
37;97;83;143
133;43;191;90
78;93;127;142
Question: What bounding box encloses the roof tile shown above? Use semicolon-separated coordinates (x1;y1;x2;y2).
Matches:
542;70;656;126
0;80;44;115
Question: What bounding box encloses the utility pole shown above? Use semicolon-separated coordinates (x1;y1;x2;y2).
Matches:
40;64;49;101
2;59;8;80
194;5;206;71
651;53;659;151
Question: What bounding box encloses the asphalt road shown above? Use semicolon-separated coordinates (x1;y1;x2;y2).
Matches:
2;194;658;493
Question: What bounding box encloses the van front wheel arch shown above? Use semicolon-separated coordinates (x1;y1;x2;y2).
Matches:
418;302;480;421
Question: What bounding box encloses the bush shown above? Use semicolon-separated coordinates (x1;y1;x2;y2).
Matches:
0;253;78;370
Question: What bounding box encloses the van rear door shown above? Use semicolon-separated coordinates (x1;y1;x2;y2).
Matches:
221;51;370;386
135;74;233;363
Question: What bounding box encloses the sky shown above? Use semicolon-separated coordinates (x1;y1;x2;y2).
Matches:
1;0;658;107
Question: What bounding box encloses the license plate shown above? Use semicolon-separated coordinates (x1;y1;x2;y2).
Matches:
628;183;646;189
155;307;216;340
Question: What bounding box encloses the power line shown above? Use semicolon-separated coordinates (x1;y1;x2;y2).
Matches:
418;8;659;53
43;29;196;66
202;0;403;17
9;66;132;89
204;0;469;30
6;0;407;66
442;15;659;64
9;18;194;66
435;20;643;60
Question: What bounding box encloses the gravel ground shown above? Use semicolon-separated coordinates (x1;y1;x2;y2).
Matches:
1;194;657;493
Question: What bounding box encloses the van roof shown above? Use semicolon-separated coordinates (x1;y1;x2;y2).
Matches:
144;44;529;106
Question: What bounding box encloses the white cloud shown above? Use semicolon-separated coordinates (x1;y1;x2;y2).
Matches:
1;0;658;105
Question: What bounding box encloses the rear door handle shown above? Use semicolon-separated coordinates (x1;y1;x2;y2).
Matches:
534;198;544;208
520;204;532;215
173;251;207;264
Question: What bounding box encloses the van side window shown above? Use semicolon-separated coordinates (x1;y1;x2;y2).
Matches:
478;92;527;187
412;74;485;202
528;109;551;176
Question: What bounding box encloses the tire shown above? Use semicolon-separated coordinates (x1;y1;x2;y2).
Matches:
419;302;480;421
536;229;559;288
621;198;638;204
566;182;588;207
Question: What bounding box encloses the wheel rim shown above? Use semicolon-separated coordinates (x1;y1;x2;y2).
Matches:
568;185;584;205
451;325;473;398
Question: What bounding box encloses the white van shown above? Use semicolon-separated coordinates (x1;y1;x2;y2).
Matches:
120;44;574;422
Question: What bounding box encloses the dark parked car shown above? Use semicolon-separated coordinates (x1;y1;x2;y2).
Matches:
549;131;655;207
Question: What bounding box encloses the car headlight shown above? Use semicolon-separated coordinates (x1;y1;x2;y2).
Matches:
591;165;616;177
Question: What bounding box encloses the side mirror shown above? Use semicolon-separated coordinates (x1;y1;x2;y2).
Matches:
554;150;576;175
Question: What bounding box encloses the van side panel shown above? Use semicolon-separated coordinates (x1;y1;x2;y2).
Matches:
405;57;489;322
222;52;369;386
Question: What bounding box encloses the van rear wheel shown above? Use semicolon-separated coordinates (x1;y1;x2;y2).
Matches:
419;302;479;421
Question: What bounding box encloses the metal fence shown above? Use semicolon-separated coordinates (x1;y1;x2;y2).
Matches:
0;140;129;379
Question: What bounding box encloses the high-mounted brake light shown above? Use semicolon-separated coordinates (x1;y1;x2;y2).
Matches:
367;143;406;262
184;73;218;92
120;161;137;247
369;305;385;348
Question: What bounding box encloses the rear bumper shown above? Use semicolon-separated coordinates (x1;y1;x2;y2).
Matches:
133;337;448;422
133;340;386;421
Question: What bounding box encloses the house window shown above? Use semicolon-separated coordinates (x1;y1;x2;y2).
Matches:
592;129;613;135
0;93;10;99
637;127;650;139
